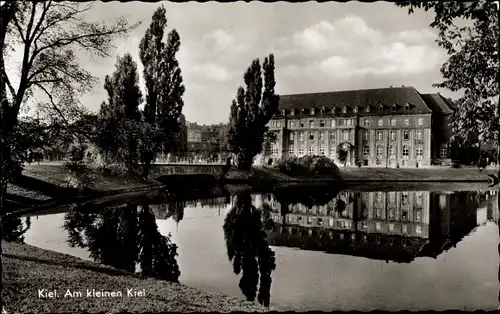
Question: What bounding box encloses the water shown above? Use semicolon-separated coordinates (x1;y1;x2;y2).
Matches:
15;183;500;311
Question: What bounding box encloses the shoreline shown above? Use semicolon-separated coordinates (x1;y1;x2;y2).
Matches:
3;241;274;313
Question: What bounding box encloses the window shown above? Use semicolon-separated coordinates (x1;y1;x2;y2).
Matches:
330;131;336;141
415;209;422;222
299;132;304;141
330;145;336;157
403;130;409;140
388;192;396;204
308;145;315;155
289;145;295;156
300;121;304;128
402;144;409;157
416;130;423;140
391;104;397;112
404;118;409;126
353;106;358;113
309;132;314;141
290;109;295;116
311;108;315;115
309;120;315;128
390;118;396;126
319;131;324;140
390;131;396;141
376;131;383;141
402;224;408;234
376;145;384;157
320;120;325;127
389;145;396;157
402;192;409;205
416;192;423;207
364;131;370;140
331;120;336;127
289;132;294;141
271;144;279;155
389;223;394;231
282;110;286;116
376;222;381;231
416;225;422;235
346;119;352;126
342;130;349;141
418;117;423;125
404;104;410;111
416;144;423;158
364;119;370;127
378;119;383;126
342;106;347;113
298;146;304;156
365;106;371;113
363;145;370;157
440;144;447;158
319;145;325;155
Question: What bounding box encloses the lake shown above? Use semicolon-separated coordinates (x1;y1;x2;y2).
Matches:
14;183;500;311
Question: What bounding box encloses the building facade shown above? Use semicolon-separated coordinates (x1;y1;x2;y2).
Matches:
267;86;457;167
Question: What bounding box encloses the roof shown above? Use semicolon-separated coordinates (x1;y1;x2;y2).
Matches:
419;93;456;114
277;86;433;116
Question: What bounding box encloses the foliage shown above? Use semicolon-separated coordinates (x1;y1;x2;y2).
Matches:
397;1;499;160
223;193;276;307
336;147;348;164
63;202;180;282
97;53;143;173
228;54;280;170
139;5;185;178
275;155;341;178
273;184;341;207
1;1;136;184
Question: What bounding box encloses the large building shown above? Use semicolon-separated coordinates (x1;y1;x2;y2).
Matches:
267;86;457;167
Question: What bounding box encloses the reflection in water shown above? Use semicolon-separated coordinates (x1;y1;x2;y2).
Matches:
264;188;487;263
2;215;31;242
223;193;276;307
63;201;180;282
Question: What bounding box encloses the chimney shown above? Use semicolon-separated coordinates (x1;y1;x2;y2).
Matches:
389;85;393;88
401;85;405;87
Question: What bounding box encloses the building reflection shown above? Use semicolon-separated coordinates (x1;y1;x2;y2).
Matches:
263;190;482;263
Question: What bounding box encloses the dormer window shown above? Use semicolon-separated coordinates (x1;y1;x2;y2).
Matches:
404;103;410;111
331;107;337;115
378;103;384;111
342;106;347;113
365;106;371;113
290;109;295;116
281;109;286;116
311;108;315;115
353;106;358;113
320;106;326;114
391;104;397;112
301;108;306;115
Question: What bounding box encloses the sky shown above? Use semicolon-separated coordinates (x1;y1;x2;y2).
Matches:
7;1;464;125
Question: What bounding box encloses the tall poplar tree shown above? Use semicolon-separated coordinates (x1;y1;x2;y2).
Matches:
228;54;280;170
98;53;142;172
139;5;185;178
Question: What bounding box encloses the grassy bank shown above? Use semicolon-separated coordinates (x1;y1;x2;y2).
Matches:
3;241;272;313
7;164;165;208
339;166;499;182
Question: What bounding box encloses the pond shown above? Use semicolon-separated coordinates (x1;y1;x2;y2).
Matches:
11;183;500;311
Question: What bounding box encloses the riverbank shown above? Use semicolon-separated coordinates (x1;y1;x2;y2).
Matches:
3;241;272;313
7;164;165;208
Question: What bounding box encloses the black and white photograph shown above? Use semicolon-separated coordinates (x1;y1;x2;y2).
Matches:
0;0;499;313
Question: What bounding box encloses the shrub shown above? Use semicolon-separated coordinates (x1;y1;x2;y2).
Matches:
275;155;341;178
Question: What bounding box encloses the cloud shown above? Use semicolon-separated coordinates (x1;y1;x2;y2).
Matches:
189;62;233;83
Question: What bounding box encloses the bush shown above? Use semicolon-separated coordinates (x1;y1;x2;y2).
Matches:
275;155;341;178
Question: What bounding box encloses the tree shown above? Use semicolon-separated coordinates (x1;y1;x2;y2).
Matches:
98;53;143;172
227;54;280;170
1;1;136;307
139;5;185;178
397;1;499;162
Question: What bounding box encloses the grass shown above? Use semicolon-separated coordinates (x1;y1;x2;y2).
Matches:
3;241;273;313
339;166;499;181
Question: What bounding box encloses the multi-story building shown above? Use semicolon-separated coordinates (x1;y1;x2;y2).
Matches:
263;190;480;263
267;86;457;167
187;127;221;159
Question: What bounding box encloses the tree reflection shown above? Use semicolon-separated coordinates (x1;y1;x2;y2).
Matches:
2;215;31;242
223;193;276;307
273;184;340;207
63;201;180;282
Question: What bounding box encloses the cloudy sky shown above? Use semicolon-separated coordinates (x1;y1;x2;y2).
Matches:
10;1;463;125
